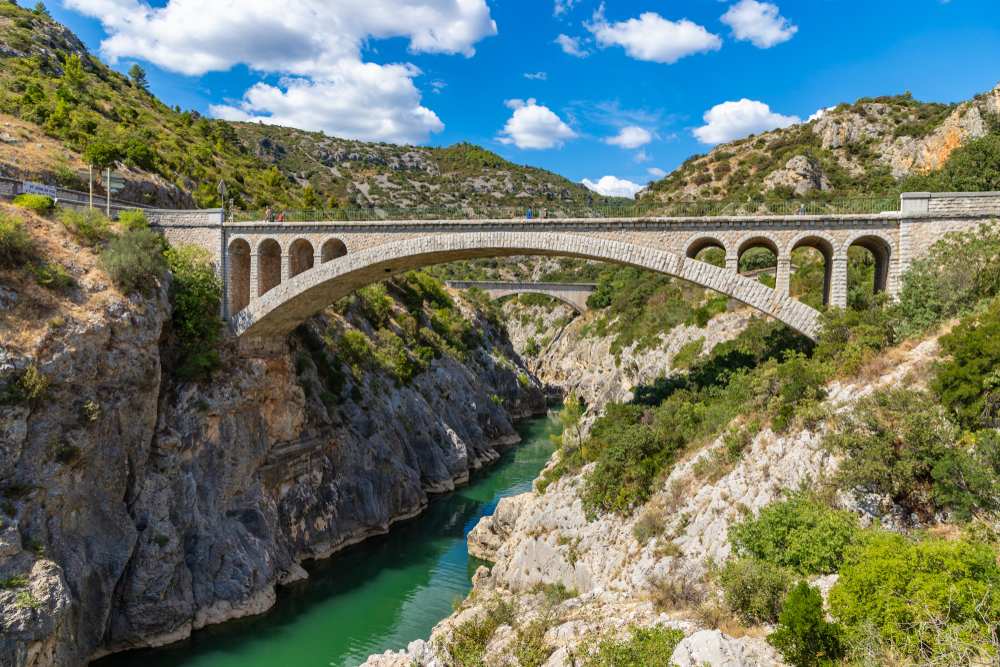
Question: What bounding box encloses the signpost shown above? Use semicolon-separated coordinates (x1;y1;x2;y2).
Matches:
217;180;227;221
77;167;93;209
105;170;125;217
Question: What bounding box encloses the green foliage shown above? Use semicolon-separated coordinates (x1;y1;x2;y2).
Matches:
61;54;85;91
12;193;54;214
15;364;49;409
117;209;148;230
730;494;859;575
578;625;685;667
165;245;222;383
715;558;793;625
0;573;28;589
829;531;1000;658
57;208;114;245
82;141;120;170
442;594;519;667
54;439;81;464
0;215;33;267
128;63;148;90
338;331;372;372
14;590;41;610
932;298;1000;430
671;338;704;370
530;582;578;605
814;294;899;377
154;534;169;547
30;260;72;289
739;247;777;272
524;337;541;357
301;184;318;208
768;581;845;667
896;220;1000;337
100;227;168;295
357;283;393;329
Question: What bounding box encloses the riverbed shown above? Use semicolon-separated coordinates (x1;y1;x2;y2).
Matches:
93;413;560;667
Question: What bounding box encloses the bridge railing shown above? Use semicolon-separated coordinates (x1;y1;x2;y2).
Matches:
228;198;901;223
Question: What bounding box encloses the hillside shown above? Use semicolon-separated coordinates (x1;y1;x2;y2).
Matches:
638;85;1000;202
0;5;612;212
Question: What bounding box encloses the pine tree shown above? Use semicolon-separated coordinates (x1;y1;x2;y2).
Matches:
33;2;51;18
128;64;148;90
767;581;844;667
302;185;318;209
327;196;339;209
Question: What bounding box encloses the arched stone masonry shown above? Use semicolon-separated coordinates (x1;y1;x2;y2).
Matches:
257;239;282;297
321;238;348;263
790;232;838;307
844;231;896;296
227;238;251;316
289;239;315;279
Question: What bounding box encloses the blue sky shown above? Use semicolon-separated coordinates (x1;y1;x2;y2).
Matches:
47;0;1000;196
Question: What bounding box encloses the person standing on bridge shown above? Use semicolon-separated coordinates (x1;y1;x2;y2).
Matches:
278;212;284;223
527;208;532;219
264;205;272;222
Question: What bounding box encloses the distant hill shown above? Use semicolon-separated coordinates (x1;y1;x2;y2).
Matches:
638;86;1000;202
0;5;621;211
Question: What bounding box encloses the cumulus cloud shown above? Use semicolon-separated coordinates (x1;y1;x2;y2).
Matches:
647;167;667;177
809;107;834;121
582;175;644;198
524;72;547;80
633;149;653;162
554;0;579;16
65;0;497;143
586;4;722;64
555;34;588;57
497;99;577;150
603;125;653;149
720;0;798;49
693;99;800;145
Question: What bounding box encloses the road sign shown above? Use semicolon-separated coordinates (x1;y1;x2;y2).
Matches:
21;181;56;197
217;180;227;196
108;172;125;192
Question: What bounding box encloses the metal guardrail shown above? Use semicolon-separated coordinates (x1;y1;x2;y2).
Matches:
229;198;901;223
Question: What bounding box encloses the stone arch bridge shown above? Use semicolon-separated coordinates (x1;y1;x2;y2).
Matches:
146;192;998;344
445;281;598;312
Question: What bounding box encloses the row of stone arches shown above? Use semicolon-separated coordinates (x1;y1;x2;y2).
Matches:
227;237;349;315
683;231;894;306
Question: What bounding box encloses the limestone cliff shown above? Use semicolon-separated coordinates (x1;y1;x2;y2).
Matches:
0;215;545;666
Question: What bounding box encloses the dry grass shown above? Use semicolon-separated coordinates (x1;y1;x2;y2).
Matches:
0;114;83;181
648;572;707;612
854;327;946;388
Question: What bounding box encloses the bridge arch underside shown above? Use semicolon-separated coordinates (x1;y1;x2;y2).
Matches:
488;288;589;313
231;233;823;341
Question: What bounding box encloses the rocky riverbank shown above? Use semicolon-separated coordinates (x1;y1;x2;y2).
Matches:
0;221;545;667
361;331;943;667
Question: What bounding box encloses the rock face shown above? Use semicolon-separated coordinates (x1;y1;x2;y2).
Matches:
763;155;832;195
0;278;544;666
672;630;765;667
467;492;532;560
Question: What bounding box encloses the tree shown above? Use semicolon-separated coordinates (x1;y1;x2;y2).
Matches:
33;2;51;18
302;185;318;209
62;55;86;91
327;196;339;209
551;392;585;458
128;63;148;90
82;142;119;171
768;581;844;667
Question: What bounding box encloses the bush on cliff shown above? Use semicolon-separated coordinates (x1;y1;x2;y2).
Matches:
715;557;793;625
0;215;33;267
12;193;54;215
932;298;1000;431
165;244;222;383
768;581;844;667
99;227;168;295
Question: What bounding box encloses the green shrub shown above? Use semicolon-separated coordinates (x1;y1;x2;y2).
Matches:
58;208;114;246
730;494;859;575
0;574;28;589
358;283;393;329
12;193;54;214
932;298;1000;431
829;531;1000;658
338;331;372;372
18;364;49;409
443;594;518;667
715;558;792;625
671;338;704;370
0;215;33;267
815;294;900;377
823;388;998;516
524;337;541;357
100;228;168;295
117;209;148;230
768;581;844;667
530;582;578;605
578;624;685;667
31;261;73;289
165;245;222;383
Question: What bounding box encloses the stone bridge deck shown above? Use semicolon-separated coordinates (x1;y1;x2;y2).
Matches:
144;191;1000;342
445;281;598;312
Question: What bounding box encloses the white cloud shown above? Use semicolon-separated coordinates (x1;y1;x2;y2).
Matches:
582;175;644;198
602;125;652;148
693;99;801;145
809;107;834;121
720;0;798;49
65;0;497;144
586;4;722;64
554;0;579;16
633;149;653;162
524;72;547;80
497;99;577;150
648;167;667;177
555;34;588;57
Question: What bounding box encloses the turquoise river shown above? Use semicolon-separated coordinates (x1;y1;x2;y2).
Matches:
94;413;560;667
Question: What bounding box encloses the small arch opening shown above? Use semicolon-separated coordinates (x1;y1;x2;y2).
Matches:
686;237;726;264
737;237;779;287
790;236;835;308
322;238;348;263
227;239;251;314
289;239;315;278
258;239;282;296
847;235;892;308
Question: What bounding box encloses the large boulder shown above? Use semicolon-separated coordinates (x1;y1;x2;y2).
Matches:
467;493;533;561
763;155;832;196
670;630;764;667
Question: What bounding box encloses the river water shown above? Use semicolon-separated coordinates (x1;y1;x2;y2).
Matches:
94;413;560;667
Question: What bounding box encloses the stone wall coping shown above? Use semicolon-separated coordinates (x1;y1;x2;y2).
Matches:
902;191;1000;199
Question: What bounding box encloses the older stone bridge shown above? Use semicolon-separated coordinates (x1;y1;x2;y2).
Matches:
445;281;598;312
145;191;999;344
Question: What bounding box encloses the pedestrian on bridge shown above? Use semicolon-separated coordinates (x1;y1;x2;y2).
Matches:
527;208;532;219
264;206;272;222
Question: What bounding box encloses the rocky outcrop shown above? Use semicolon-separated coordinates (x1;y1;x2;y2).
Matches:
0;268;544;665
672;630;775;667
763;155;832;195
466;492;532;561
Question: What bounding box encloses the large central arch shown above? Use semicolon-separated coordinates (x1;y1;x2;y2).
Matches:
229;232;822;340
